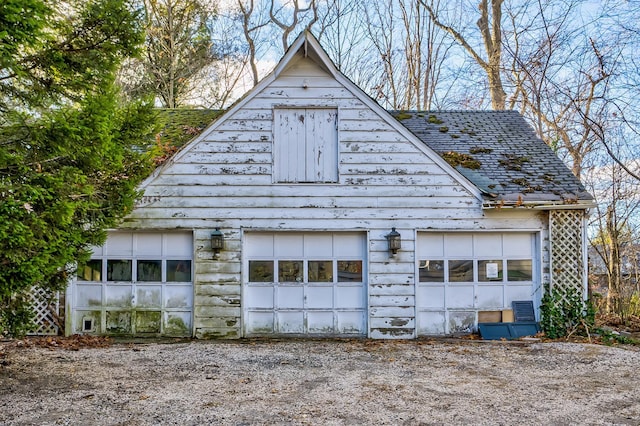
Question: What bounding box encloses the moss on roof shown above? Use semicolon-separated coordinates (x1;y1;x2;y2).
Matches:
395;112;413;121
440;151;481;170
155;108;223;148
390;110;593;205
427;114;443;124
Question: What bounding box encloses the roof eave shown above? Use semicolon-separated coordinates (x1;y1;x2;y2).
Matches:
482;199;597;210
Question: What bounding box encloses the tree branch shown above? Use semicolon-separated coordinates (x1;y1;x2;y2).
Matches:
418;0;488;70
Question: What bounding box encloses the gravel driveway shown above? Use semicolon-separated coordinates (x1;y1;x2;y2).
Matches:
1;338;639;425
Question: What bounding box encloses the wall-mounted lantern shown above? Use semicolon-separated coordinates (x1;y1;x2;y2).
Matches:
386;227;401;256
211;228;224;256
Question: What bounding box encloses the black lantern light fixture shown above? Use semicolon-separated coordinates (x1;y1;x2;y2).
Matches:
386;227;401;256
211;228;224;255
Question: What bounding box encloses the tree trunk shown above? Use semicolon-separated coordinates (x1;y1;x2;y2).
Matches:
606;205;622;314
420;0;506;110
478;0;505;110
487;66;506;110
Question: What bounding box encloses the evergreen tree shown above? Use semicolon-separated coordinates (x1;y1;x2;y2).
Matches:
0;0;157;336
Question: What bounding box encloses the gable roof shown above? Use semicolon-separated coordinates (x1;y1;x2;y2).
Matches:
142;31;482;200
145;32;593;210
392;110;594;208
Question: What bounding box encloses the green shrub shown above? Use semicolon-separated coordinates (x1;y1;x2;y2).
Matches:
540;287;595;339
0;293;35;338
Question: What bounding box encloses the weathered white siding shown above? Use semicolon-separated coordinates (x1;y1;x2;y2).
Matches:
120;54;549;339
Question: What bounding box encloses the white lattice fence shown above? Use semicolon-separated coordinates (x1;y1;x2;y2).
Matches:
27;287;60;336
549;210;586;302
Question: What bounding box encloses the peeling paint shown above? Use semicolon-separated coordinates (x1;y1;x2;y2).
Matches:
309;326;334;333
390;318;410;327
248;326;274;334
374;328;413;337
339;325;362;334
222;297;240;306
449;312;475;333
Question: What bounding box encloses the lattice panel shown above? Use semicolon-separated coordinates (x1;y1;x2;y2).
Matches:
549;210;586;302
27;287;60;336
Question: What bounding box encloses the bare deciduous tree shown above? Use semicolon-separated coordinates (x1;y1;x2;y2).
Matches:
188;10;251;109
237;0;270;87
270;0;319;52
237;0;321;87
120;0;219;108
587;158;640;315
420;0;507;110
504;0;611;179
314;0;370;87
362;0;451;110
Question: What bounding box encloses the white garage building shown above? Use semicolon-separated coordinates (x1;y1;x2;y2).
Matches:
66;32;593;339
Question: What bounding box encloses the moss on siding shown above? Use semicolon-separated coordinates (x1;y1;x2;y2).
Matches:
135;311;161;333
165;316;190;336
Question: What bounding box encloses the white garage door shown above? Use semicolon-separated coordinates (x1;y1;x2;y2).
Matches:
72;232;193;337
244;232;367;336
416;232;537;335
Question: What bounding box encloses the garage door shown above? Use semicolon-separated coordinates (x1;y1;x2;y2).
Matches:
416;232;537;335
72;232;193;337
244;232;367;336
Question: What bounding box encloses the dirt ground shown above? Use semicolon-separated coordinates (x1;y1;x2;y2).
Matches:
1;337;640;426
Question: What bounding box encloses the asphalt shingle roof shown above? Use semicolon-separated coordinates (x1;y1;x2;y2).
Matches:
392;110;593;206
